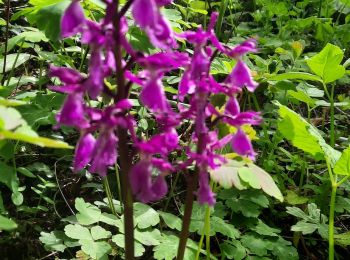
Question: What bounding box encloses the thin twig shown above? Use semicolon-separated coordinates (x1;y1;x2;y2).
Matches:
1;0;11;85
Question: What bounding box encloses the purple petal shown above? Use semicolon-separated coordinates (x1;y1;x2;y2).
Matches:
49;65;83;84
56;93;89;129
61;0;85;38
226;39;257;57
231;128;256;160
151;176;168;199
147;14;176;49
197;171;216;206
132;0;157;29
74;133;96;172
89;131;118;176
226;60;258;92
140;76;170;112
225;97;240;116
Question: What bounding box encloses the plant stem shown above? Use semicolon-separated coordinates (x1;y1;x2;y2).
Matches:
115;163;123;206
1;0;10;86
205;205;211;260
177;133;206;260
113;1;134;258
195;232;205;260
103;177;117;215
329;182;337;260
329;84;335;147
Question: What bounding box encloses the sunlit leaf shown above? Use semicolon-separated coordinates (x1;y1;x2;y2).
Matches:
333;146;350;176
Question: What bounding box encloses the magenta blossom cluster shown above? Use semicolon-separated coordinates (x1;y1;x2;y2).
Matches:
51;0;261;206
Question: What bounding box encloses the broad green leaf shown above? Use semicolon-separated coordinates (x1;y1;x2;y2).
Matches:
64;224;92;240
0;106;25;130
275;102;341;166
210;159;283;202
153;234;196;260
287;90;316;106
135;229;162;246
134;202;160;229
33;1;71;41
159;211;182;231
268;72;323;82
209;160;247;189
0;214;17;231
333;146;350;176
75;198;102;225
247;163;284;202
112;234;145;257
80;240;111;260
0;98;26;107
285;190;309;205
0;54;32;73
306;43;345;83
1;129;72;148
39;231;67;252
90;226;111;240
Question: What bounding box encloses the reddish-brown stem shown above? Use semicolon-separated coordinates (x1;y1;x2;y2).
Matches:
113;0;134;259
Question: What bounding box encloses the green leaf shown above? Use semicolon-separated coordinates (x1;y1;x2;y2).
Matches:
285;190;309;205
211;216;240;238
241;233;270;256
33;1;71;41
334;231;350;246
134;202;160;229
221;241;246;260
75;198;102;226
135;229;162;246
268;72;323;82
238;167;260;189
0;54;32;73
153;234;196;260
0;106;25;130
112;234;145;257
287;90;316;106
275;102;341;166
159;211;182;231
39;231;67;252
0;214;17;231
1;129;72;148
306;43;345;83
80;240;111;260
64;224;92;240
90;226;111;240
333;145;350;176
0;98;26;107
252;220;281;237
291;221;318;234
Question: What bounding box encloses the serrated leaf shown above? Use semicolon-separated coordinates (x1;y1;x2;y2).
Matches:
211;216;240;238
306;43;345;83
334;231;350;246
153;234;196;260
134;202;160;229
252;220;280;237
221;241;246;260
291;221;318;234
333;146;350;176
64;224;92;240
39;231;67;252
159;211;182;231
287;90;316;106
135;229;162;246
241;234;270;256
285;190;309;205
90;226;111;240
80;240;111;260
112;234;145;257
75;198;102;225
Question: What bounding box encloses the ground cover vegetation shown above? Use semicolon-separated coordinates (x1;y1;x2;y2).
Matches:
0;0;349;259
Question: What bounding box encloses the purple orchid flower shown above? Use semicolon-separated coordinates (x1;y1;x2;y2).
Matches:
74;133;96;172
61;0;85;38
231;128;256;160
